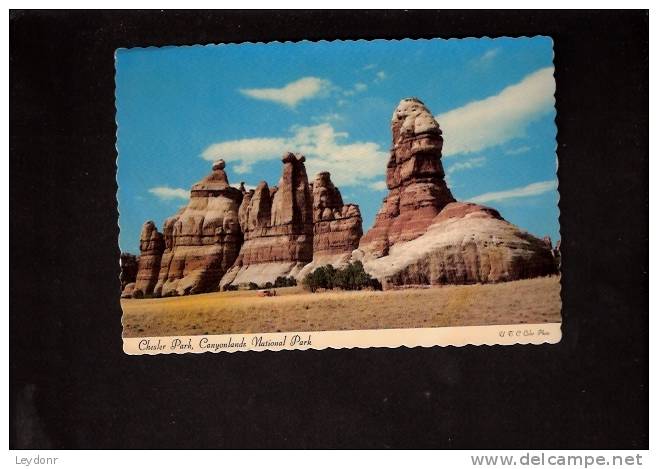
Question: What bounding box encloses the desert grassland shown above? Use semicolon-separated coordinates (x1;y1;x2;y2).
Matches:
121;276;561;338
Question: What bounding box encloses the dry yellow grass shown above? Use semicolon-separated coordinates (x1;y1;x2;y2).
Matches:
121;276;561;338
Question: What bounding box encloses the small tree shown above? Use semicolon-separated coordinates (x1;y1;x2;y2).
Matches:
312;267;328;290
248;282;259;290
302;272;317;292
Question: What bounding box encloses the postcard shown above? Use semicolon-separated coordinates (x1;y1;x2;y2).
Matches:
116;37;560;354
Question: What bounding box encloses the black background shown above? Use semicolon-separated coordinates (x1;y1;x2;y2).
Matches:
10;10;648;449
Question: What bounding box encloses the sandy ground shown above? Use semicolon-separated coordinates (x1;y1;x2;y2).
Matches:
121;276;561;338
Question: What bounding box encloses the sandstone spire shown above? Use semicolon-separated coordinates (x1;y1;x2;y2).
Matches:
357;98;557;287
310;171;362;259
296;171;364;278
220;152;314;288
132;220;165;298
151;159;244;296
359;98;455;257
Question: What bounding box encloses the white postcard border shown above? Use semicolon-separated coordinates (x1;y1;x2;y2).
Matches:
123;322;562;355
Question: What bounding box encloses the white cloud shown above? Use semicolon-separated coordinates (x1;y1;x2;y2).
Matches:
505;145;532;155
363;64;377;70
482;48;500;60
471;48;500;67
438;67;555;157
375;71;387;82
342;82;368;96
203;137;288;174
231;183;257;191
239;77;331;108
446;156;486;175
289;124;388;187
468;180;557;204
148;186;189;201
312;112;344;123
368;180;387;191
201;123;388;187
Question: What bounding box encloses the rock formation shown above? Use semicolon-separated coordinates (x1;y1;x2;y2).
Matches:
356;97;557;287
132;221;165;298
359;98;455;257
220;152;314;288
298;171;363;277
356;202;556;287
121;283;136;299
545;237;561;271
153;160;243;296
122;96;557;297
120;252;138;291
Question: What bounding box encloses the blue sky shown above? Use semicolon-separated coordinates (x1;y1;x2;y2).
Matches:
116;37;557;254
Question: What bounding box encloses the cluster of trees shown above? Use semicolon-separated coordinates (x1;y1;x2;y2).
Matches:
302;261;382;293
273;276;298;288
224;276;298;291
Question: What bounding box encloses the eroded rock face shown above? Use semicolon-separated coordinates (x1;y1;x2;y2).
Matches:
359;202;556;288
359;98;455;257
312;172;362;256
132;221;165;298
298;172;363;277
124;96;556;295
220;153;314;287
153;160;244;296
121;282;136;299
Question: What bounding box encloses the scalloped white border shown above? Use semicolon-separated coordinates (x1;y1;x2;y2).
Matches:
116;36;561;356
123;322;561;355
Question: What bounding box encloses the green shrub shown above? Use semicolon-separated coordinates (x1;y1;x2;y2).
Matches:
274;276;297;288
302;261;382;293
248;282;259;290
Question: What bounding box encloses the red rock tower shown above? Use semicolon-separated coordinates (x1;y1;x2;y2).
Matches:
311;171;362;259
132;220;165;298
220;152;315;287
152;159;244;297
359;97;455;257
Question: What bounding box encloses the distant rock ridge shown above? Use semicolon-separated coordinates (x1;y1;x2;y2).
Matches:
120;252;138;299
120;252;138;290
